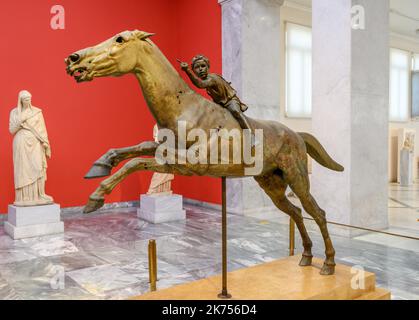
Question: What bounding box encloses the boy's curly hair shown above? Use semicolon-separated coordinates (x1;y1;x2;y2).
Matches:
191;55;210;69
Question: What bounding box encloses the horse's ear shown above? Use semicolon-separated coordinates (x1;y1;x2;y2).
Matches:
134;30;155;40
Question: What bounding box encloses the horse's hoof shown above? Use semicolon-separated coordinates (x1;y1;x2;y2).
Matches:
83;197;105;214
299;255;313;267
320;263;335;276
84;163;112;179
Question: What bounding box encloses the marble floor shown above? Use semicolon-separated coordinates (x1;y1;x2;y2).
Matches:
331;183;419;258
387;183;419;236
0;198;418;300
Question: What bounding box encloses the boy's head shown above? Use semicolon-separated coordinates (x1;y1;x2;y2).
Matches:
192;55;210;79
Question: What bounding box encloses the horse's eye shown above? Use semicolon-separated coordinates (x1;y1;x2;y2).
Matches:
116;36;124;44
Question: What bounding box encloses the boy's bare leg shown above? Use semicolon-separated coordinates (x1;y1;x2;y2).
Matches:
226;101;255;145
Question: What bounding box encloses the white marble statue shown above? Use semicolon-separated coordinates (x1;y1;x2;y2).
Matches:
9;90;53;206
147;124;174;196
403;132;415;153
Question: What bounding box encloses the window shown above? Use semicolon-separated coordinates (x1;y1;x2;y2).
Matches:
412;54;419;118
285;23;312;118
413;54;419;72
389;48;410;122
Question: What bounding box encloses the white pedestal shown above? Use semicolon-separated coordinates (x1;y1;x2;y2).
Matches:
400;149;413;186
5;204;64;240
138;194;186;224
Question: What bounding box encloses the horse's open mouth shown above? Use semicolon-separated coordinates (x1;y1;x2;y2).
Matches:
68;67;89;82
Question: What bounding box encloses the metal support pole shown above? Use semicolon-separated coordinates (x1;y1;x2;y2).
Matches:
148;239;157;292
289;218;295;256
218;177;232;299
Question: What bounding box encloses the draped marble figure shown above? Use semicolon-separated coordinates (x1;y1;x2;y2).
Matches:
9;90;53;206
147;124;174;195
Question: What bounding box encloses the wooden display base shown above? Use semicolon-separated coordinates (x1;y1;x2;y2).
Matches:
132;256;390;300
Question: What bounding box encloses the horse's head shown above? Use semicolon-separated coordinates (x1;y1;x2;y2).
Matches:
65;30;154;82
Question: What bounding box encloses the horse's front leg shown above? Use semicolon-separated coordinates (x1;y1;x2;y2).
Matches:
85;141;158;179
84;158;191;213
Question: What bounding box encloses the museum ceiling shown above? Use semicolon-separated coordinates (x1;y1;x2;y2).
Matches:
285;0;419;39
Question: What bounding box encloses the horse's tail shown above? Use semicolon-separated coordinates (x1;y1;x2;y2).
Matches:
298;132;344;172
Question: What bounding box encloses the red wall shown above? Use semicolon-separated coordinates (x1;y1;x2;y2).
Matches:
0;0;221;213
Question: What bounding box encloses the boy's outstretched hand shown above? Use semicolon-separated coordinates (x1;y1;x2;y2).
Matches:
177;59;189;71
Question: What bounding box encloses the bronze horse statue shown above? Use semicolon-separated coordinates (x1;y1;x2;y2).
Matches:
65;30;344;275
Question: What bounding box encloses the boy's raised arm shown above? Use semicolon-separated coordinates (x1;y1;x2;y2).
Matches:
179;61;213;89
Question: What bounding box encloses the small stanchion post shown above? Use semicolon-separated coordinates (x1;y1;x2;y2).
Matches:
218;177;232;299
148;239;157;292
289;218;295;256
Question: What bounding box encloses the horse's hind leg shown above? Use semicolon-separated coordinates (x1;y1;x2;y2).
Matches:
255;174;313;266
288;173;336;275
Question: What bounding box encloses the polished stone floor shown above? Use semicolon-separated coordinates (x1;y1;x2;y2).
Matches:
0;199;418;300
387;183;419;236
340;183;419;257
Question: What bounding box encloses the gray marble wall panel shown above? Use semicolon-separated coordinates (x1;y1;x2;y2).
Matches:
311;0;389;236
219;0;284;216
